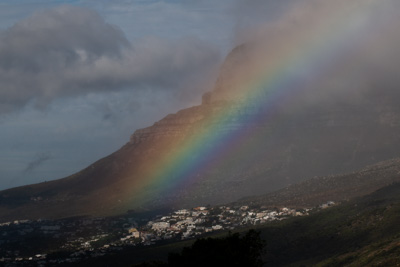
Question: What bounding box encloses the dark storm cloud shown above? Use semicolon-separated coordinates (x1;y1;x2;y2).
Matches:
0;5;220;114
24;152;52;173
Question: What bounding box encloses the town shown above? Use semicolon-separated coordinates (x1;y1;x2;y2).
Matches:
0;201;335;266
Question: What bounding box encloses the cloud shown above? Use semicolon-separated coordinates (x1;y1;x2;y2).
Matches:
0;5;221;114
24;152;52;173
221;0;400;107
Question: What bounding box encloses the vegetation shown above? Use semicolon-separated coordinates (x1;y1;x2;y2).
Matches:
257;182;400;266
237;158;400;209
133;183;400;266
49;182;400;266
167;230;265;267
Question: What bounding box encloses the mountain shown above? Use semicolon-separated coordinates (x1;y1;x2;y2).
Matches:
236;158;400;208
1;44;400;222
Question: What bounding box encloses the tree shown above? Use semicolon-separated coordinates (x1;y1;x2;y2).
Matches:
167;230;265;266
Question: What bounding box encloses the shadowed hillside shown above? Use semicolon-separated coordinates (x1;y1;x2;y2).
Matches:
259;182;400;266
237;158;400;208
60;181;400;266
2;44;400;222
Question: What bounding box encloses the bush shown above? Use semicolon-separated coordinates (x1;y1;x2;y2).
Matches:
167;230;265;267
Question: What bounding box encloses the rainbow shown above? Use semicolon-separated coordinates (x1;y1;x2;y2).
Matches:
123;1;392;208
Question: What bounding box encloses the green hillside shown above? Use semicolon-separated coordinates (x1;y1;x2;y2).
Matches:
258;182;400;266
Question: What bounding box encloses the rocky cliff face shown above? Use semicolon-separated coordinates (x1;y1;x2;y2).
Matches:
129;105;208;144
1;44;400;222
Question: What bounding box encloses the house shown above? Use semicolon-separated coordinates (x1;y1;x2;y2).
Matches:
212;225;223;230
151;222;170;231
128;228;140;238
240;206;249;211
175;209;190;215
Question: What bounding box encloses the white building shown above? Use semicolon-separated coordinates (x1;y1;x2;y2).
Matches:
212;225;223;230
151;222;170;231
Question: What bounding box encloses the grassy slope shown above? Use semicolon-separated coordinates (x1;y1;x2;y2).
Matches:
258;182;400;266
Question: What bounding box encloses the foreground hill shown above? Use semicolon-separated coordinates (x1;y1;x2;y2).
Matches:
63;179;400;266
259;182;400;266
2;44;400;222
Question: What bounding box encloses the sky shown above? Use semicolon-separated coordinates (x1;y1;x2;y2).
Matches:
1;0;290;190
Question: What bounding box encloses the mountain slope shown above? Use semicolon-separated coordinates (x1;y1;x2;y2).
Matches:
237;158;400;208
1;45;400;222
258;182;400;266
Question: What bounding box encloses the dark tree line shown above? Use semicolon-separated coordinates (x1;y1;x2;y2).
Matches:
136;229;265;267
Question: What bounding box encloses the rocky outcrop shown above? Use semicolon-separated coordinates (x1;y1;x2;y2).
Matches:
129;106;208;144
